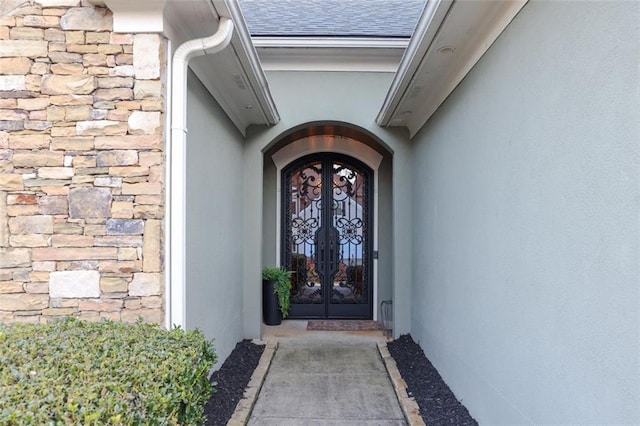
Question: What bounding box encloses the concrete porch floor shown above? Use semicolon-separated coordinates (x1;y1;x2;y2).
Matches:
231;320;421;425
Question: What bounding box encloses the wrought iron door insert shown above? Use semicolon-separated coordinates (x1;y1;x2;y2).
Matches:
282;153;373;319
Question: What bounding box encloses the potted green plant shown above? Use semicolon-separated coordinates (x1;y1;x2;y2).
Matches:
262;267;292;325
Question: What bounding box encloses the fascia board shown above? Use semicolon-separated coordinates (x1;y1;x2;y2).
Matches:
376;0;453;127
377;0;529;137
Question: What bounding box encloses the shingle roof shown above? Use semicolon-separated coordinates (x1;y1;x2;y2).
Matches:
238;0;426;38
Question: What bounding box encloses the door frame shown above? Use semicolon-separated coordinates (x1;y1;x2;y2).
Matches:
271;134;383;319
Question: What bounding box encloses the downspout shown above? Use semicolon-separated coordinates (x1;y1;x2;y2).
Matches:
168;18;234;329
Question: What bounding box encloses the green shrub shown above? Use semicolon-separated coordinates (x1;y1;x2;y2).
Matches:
0;318;216;425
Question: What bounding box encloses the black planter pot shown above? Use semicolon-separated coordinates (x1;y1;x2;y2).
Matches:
262;279;282;325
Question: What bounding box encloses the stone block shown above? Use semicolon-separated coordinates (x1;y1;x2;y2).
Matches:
7;204;40;216
133;204;163;219
49;270;100;298
0;121;25;132
138;151;163;167
142;219;161;272
60;7;112;31
140;296;162;309
94;235;142;247
94;135;161;150
9;27;44;40
44;28;65;42
0;57;31;74
64;31;84;44
50;63;83;75
98;260;141;273
51;136;94;151
9;234;49;247
118;247;137;261
128;111;160;135
109;166;147;178
38;167;74;179
0;110;28;121
38;195;67;215
42;307;77;316
133;34;161;80
0;293;48;311
33;246;116;261
100;276;127;293
96;150;137;167
24;281;49;294
121;307;161;324
0;174;23;190
97;77;133;89
82;53;106;66
48;51;82;64
68;187;111;218
9;215;53;234
71;155;96;168
110;65;134;77
16;98;50;111
0;76;26;91
106;218;143;235
32;261;56;271
133;80;162;99
8;194;37;205
110;33;132;45
121;182;162;195
0;193;7;247
86;32;109;44
76;120;127;136
128;272;160;296
78;298;122;311
65;105;93;121
51;234;93;247
94;88;133;101
0;281;23;294
29;62;49;75
41;75;96;95
6;204;39;216
8;134;49;149
35;0;81;8
110;201;133;218
0;40;47;57
0;248;31;269
22;15;60;28
13;151;64;167
94;176;121;187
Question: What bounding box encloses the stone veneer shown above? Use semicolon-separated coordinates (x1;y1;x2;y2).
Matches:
0;0;165;324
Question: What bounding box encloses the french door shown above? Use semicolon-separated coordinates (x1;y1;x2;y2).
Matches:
282;153;373;319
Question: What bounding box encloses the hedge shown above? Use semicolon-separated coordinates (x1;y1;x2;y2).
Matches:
0;318;216;425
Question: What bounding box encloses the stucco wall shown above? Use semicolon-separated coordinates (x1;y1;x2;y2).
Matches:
410;1;639;423
185;71;245;365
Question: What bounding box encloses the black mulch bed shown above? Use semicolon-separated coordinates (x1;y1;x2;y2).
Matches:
203;339;264;425
388;334;478;425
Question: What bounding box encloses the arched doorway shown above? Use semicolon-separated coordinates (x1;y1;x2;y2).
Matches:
282;153;373;319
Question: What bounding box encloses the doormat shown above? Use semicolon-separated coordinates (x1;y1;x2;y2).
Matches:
306;320;384;331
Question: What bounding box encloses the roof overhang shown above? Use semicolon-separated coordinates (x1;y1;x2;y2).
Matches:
91;0;279;135
376;0;528;137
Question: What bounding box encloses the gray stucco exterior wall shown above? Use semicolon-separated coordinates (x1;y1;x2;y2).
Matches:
185;72;245;365
410;1;639;423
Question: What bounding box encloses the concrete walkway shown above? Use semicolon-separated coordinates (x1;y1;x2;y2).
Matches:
247;321;407;425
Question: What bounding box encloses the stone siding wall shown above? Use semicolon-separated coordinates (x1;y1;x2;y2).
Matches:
0;1;165;324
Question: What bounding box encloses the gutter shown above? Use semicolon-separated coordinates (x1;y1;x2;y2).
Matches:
167;17;234;329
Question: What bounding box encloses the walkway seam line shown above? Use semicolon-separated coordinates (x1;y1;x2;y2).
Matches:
227;339;279;426
377;341;426;426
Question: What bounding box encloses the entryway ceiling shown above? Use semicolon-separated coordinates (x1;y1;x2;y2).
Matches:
97;0;528;138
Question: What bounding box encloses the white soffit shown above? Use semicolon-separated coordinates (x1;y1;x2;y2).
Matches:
377;0;528;137
253;37;408;72
100;0;279;134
